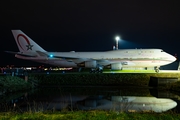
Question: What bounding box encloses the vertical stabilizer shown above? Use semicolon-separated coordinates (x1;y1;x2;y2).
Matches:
11;30;46;52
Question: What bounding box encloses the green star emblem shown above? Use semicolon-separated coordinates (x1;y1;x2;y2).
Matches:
26;44;33;50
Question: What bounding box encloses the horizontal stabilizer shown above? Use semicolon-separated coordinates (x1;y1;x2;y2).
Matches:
5;51;37;57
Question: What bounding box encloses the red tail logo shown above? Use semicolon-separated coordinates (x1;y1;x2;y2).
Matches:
17;34;33;50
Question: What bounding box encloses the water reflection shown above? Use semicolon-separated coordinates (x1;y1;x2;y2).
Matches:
77;96;177;113
0;87;178;113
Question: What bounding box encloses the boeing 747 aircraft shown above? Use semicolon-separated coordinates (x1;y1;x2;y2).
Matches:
6;30;176;73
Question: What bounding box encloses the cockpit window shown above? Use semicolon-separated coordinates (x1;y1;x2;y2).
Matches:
161;50;164;52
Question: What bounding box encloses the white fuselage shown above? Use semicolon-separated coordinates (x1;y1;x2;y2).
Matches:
15;49;176;68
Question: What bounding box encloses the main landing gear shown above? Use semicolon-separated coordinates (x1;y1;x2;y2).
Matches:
90;67;103;73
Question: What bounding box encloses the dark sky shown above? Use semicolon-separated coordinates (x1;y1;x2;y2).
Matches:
0;0;180;66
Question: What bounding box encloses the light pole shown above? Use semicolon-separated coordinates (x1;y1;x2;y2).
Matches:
115;36;120;50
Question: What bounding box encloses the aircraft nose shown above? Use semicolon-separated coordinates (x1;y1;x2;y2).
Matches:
170;55;177;62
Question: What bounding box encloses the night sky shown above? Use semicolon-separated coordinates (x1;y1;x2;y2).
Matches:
0;0;180;66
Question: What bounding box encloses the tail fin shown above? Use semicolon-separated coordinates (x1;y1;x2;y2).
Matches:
11;30;46;52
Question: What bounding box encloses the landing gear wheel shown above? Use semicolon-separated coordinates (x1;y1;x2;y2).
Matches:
155;67;160;73
155;69;159;73
89;68;103;73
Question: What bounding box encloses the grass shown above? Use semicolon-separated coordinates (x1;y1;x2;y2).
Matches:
28;72;180;87
1;72;180;94
0;76;32;93
0;111;180;120
103;69;156;73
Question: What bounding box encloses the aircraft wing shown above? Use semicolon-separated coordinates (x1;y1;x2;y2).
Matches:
36;51;119;66
36;51;81;59
36;51;92;63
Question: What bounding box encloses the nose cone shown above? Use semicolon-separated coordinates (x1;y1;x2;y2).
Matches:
170;55;177;62
167;53;177;62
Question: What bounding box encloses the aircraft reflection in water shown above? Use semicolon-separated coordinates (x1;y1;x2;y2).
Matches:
77;96;177;113
13;95;177;113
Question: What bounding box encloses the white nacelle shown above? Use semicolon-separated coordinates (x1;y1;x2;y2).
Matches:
111;63;122;70
85;61;97;68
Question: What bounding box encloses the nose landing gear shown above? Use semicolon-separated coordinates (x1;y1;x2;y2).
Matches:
155;67;160;73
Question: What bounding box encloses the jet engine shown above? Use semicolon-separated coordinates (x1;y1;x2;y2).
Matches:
111;63;122;70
